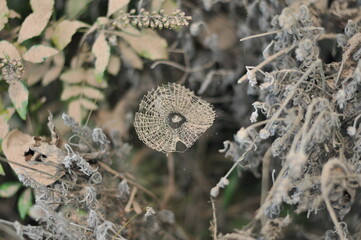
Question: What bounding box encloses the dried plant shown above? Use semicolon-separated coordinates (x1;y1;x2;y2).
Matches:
112;8;191;29
213;1;361;240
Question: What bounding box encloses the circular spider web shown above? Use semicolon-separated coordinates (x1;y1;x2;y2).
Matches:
134;83;215;153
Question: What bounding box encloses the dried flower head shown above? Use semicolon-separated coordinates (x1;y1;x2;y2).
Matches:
112;9;192;30
134;83;215;153
0;57;24;84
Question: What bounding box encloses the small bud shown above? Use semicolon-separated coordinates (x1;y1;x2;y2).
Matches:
210;186;219;198
347;126;356;136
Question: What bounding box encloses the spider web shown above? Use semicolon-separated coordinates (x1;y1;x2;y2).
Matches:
134;83;215;153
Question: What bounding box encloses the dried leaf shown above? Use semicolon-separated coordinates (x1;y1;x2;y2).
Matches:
151;0;165;12
42;53;65;85
0;0;9;31
0;117;9;139
0;108;15;139
92;32;110;79
2;129;65;185
107;55;121;75
60;68;85;84
68;99;81;122
118;27;168;60
118;41;143;69
0;182;21;198
133;200;142;214
85;69;108;88
61;86;104;100
24;60;50;86
51;20;88;50
47;111;61;147
8;9;20;19
9;81;28;120
23;45;58;63
79;98;98;110
162;0;177;13
0;40;22;60
60;68;108;88
68;98;97;122
107;0;130;17
18;188;32;220
96;88;144;139
18;0;54;43
65;0;91;19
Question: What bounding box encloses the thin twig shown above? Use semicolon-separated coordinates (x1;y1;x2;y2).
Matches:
111;213;140;240
261;148;272;205
151;60;214;73
210;198;218;240
98;161;159;203
238;45;295;83
240;30;282;42
161;153;175;208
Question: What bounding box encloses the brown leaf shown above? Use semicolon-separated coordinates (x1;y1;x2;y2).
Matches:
79;98;98;110
92;32;110;78
51;20;88;50
17;0;54;43
60;68;108;88
2;130;65;185
107;55;121;75
107;0;130;17
0;117;9;140
0;40;22;60
61;86;104;101
151;0;165;12
42;53;65;86
25;60;50;86
23;45;58;63
8;10;21;19
96;87;147;139
60;68;85;84
68;100;82;123
118;41;143;69
68;98;98;122
118;27;168;60
85;69;108;88
162;0;177;13
47;112;61;147
0;0;9;31
203;15;236;50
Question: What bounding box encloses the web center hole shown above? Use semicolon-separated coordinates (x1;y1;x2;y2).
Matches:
167;112;186;129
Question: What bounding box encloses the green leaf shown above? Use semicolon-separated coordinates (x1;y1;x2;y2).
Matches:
18;188;33;220
0;164;4;176
9;81;29;120
0;182;21;197
65;0;91;19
